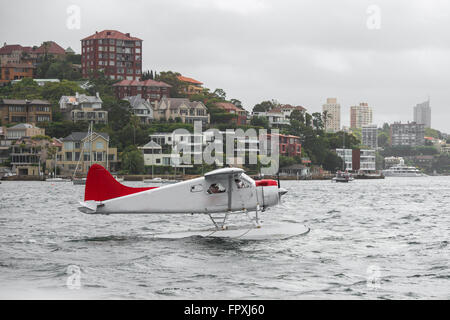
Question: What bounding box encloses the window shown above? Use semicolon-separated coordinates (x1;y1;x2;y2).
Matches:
207;183;226;194
96;141;104;149
190;184;203;193
64;142;73;150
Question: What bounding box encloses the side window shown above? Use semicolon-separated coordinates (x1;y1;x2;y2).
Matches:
190;184;203;193
207;183;226;194
235;178;250;189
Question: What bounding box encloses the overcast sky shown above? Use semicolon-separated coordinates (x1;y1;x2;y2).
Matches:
2;0;450;132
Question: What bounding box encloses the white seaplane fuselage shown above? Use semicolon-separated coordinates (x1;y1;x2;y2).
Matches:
79;168;282;215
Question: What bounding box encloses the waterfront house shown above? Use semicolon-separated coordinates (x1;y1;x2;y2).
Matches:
279;164;311;179
336;148;376;172
49;131;118;176
10;137;59;176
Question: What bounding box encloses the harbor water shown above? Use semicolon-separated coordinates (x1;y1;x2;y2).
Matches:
0;177;449;299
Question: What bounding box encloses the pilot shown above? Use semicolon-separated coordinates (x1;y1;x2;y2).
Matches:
235;179;244;189
208;184;220;194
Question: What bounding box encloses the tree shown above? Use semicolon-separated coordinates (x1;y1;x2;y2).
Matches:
141;70;154;80
213;88;227;100
230;99;242;108
155;71;187;98
120;146;144;174
323;151;343;172
250;116;270;129
377;131;390;148
252;100;279;112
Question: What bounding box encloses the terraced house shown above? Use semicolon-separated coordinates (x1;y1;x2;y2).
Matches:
0;99;52;124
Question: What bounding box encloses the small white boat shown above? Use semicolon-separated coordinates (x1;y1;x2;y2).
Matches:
332;171;353;183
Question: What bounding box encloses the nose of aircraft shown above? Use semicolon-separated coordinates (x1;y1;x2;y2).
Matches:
278;187;288;196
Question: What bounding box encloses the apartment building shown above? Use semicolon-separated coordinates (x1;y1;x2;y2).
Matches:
362;124;378;149
81;30;143;80
0;99;52;124
413;99;431;128
350;102;373;129
0;63;35;84
336;148;376;172
322;98;341;132
113;79;171;103
262;133;302;157
390;122;425;147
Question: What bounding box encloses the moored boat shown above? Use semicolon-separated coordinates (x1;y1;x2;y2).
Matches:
382;159;426;177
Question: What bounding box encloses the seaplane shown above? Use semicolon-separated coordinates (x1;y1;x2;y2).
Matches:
78;164;310;240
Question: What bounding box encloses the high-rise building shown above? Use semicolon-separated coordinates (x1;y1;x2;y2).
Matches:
350;102;372;129
413;99;431;128
81;30;143;80
362;124;378;149
390;122;425;147
322;98;341;132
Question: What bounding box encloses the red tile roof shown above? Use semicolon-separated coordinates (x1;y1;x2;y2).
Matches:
34;41;66;55
0;44;28;55
112;79;171;88
82;30;142;41
177;75;203;85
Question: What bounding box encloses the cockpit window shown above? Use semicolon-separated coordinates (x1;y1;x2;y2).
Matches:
207;183;226;194
235;178;250;189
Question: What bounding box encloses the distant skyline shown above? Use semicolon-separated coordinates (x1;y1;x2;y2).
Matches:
1;0;449;132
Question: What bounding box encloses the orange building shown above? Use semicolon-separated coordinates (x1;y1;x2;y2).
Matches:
177;75;203;95
0;63;35;84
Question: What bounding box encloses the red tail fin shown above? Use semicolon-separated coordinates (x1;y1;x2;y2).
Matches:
84;164;156;201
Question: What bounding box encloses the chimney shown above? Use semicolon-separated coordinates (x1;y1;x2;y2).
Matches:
96;92;100;98
75;92;79;99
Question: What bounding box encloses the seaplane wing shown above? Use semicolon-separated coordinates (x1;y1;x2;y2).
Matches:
76;165;308;240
